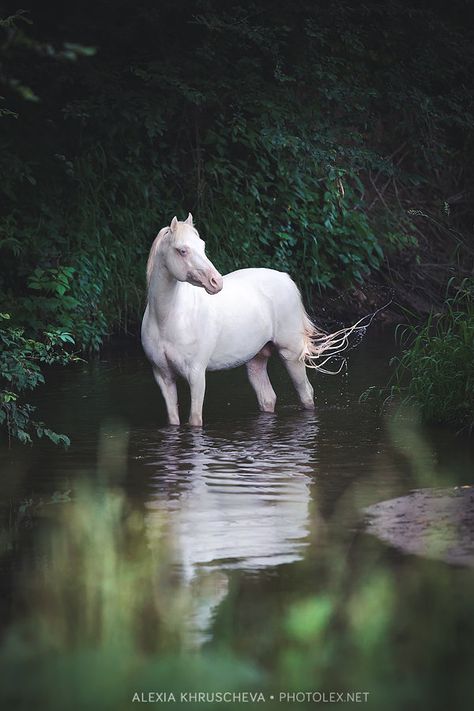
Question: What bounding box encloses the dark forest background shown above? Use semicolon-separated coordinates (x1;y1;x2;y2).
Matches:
1;0;473;442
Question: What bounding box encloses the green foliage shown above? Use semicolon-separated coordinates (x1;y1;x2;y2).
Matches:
392;281;474;430
373;280;474;431
0;313;74;446
11;261;109;353
0;1;473;443
1;1;472;342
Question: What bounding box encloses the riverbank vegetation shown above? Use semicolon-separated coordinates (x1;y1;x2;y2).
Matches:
1;0;473;442
388;280;474;431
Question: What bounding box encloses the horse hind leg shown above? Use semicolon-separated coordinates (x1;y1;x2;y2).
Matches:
277;345;315;410
153;367;180;425
246;345;277;413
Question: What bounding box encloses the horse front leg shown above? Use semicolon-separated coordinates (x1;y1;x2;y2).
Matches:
188;368;206;427
153;367;180;425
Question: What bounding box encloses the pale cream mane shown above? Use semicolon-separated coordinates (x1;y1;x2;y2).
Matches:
146;227;169;286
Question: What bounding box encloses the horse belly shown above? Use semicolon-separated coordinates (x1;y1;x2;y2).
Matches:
206;296;273;371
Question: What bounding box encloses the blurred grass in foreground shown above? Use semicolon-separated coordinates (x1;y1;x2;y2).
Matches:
0;416;474;711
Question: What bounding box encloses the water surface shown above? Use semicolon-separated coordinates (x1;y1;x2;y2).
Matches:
1;328;474;708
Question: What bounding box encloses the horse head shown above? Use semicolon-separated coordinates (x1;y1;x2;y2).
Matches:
159;213;223;295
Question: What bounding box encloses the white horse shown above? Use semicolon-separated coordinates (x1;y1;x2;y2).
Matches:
142;214;355;426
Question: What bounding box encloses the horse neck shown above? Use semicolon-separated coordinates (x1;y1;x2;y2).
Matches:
147;261;189;327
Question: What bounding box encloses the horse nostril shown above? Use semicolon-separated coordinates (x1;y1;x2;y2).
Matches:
207;271;223;293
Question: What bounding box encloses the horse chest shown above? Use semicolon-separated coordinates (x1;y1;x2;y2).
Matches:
160;328;203;375
143;304;214;377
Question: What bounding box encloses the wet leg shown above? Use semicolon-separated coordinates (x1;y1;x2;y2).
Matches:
188;369;206;427
153;367;180;425
279;350;314;410
246;350;277;413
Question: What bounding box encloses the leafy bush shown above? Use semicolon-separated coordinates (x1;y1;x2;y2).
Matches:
0;313;75;446
385;280;474;431
2;0;472;347
1;1;473;444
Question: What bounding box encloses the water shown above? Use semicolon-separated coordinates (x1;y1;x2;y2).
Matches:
1;328;474;709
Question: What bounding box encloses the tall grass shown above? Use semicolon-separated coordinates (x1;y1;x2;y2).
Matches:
386;280;474;431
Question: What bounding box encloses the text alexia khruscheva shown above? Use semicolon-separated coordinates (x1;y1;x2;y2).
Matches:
131;691;371;704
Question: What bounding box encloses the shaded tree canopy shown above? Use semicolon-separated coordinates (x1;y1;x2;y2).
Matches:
1;0;473;336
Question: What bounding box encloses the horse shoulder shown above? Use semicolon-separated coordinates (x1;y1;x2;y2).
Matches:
141;312;166;370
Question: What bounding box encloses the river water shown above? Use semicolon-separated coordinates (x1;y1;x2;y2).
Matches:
1;327;473;709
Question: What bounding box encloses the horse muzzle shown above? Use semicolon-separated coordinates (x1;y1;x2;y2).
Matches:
187;269;223;295
204;271;223;295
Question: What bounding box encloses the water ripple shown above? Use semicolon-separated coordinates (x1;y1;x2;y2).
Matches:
140;413;318;577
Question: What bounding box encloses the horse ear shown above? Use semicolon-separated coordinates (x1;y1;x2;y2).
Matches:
170;216;178;232
185;212;193;226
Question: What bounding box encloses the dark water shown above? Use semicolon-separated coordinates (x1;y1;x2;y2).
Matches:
4;328;471;501
1;328;474;708
2;328;473;582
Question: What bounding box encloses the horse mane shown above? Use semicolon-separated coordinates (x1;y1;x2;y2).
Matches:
146;227;169;286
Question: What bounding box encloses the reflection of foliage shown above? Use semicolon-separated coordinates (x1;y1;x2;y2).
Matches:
274;414;474;709
0;425;260;708
1;419;474;709
278;552;474;709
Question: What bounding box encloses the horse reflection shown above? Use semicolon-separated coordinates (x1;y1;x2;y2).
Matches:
142;412;318;645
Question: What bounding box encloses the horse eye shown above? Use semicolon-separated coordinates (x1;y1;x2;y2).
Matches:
176;247;188;256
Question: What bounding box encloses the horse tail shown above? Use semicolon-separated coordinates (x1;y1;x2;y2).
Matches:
300;305;387;374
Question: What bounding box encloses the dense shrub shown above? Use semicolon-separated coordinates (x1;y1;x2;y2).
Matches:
0;313;74;445
1;1;473;344
383;281;474;431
